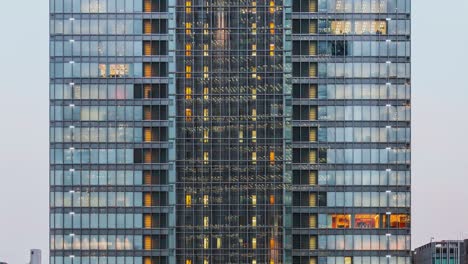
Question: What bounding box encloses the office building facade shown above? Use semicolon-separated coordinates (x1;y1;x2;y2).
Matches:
413;240;468;264
50;0;411;263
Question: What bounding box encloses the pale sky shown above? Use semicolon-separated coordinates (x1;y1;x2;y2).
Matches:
0;0;467;263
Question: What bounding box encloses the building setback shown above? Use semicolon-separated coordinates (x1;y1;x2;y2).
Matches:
49;0;411;263
413;240;468;264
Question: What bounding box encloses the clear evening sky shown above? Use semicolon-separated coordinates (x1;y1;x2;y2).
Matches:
0;0;467;263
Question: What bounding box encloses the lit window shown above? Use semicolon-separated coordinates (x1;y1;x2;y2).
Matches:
309;236;317;250
185;65;192;78
203;44;209;56
186;260;192;264
217;237;222;248
144;236;152;250
309;149;317;163
252;108;257;121
251;67;257;78
144;193;153;206
252;195;257;206
204;23;209;35
185;22;192;35
203;151;209;164
204;259;209;264
203;129;209;143
355;214;380;228
332;214;351;228
344;257;352;264
389;214;410;228
251;44;257;56
204;216;209;227
204;236;209;249
203;87;209;99
269;44;275;56
269;0;275;13
185;194;192;208
309;215;317;228
252;1;257;13
144;214;152;228
252;260;257;264
239;130;244;143
185;1;192;13
252;238;257;249
203;195;209;207
270;195;275;205
252;23;257;35
269;151;275;165
252;88;257;100
309;193;316;207
185;87;192;99
252;130;257;142
185;43;192;56
203;66;209;79
252;152;257;164
203;108;209;121
185;108;192;121
269;22;275;34
252;216;257;227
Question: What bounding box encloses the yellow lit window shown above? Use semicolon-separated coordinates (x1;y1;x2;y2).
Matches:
252;23;257;35
389;214;410;228
144;63;152;77
344;257;352;264
309;258;318;264
204;236;209;249
252;195;257;206
203;194;209;207
269;22;275;34
203;87;209;99
309;20;318;34
185;87;192;99
309;149;317;163
185;0;192;13
269;44;275;56
252;260;257;264
144;150;152;163
252;238;257;249
309;215;317;228
309;128;317;142
331;214;351;228
309;171;317;185
185;43;192;56
252;216;257;227
203;65;209;79
185;22;192;35
309;193;317;207
203;108;209;121
203;44;209;56
204;151;209;164
309;85;317;98
186;260;192;264
309;107;317;120
185;65;192;78
217;237;222;248
144;193;153;206
185;108;192;121
252;130;257;142
144;236;152;250
270;260;275;264
269;0;275;13
331;21;352;34
185;194;192;208
204;216;209;227
309;236;317;250
203;129;209;143
252;1;257;14
269;151;275;165
309;0;317;12
144;214;152;228
204;259;209;264
252;152;257;164
252;108;257;121
252;44;257;56
144;257;152;264
204;23;209;35
309;63;317;77
251;67;257;79
239;130;244;143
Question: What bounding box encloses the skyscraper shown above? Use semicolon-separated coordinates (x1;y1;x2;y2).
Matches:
50;0;411;263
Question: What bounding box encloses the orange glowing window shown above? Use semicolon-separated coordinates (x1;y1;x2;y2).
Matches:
185;22;192;34
144;214;152;228
331;214;351;228
269;0;275;13
185;108;192;121
185;1;192;13
203;87;209;99
269;195;275;205
269;44;275;56
389;214;410;228
185;87;192;99
269;151;275;165
354;214;380;229
269;22;275;34
144;236;152;250
185;65;192;78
